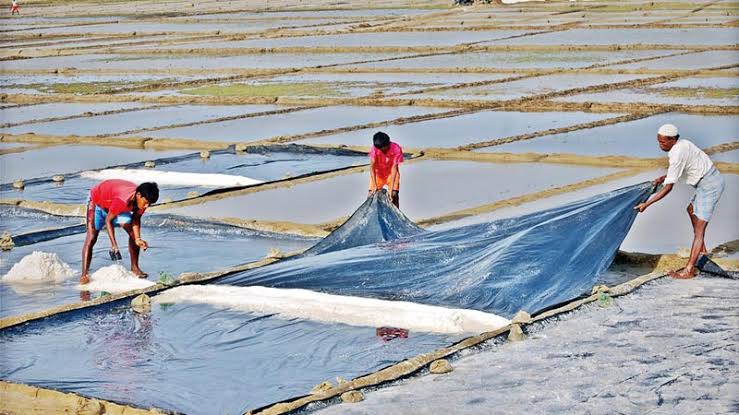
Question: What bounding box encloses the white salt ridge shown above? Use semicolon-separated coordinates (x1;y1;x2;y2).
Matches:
2;251;76;283
80;264;156;292
81;168;263;188
154;285;510;335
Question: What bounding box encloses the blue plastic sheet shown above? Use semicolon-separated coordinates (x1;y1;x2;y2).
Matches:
0;298;457;414
0;204;82;237
303;190;424;256
0;213;315;318
217;183;653;317
0;183;652;414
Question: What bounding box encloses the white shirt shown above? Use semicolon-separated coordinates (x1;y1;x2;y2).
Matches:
664;139;713;186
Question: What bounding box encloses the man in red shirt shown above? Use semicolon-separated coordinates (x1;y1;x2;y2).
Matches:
369;131;403;208
81;180;159;284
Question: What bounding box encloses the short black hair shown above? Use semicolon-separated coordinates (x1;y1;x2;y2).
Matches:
373;131;390;149
136;182;159;204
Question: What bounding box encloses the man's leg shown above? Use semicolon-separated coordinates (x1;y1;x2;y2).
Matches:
675;170;725;279
686;203;707;254
121;223;146;278
672;210;708;279
81;202;100;284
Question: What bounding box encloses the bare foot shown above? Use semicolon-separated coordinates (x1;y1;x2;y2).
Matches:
670;268;697;279
80;274;90;284
132;268;148;279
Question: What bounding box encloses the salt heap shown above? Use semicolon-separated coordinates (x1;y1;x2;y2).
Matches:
81;264;156;293
154;285;511;335
2;251;75;283
81;169;262;188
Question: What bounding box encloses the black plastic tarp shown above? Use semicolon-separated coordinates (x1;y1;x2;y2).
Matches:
216;183;654;317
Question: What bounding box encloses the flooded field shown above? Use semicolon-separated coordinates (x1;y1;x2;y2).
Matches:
3;104;285;136
401;73;652;102
1;0;737;414
190;72;513;98
164;160;621;224
491;28;739;46
2;146;366;204
0;102;152;125
163;30;528;49
555;76;739;107
0;74;211;95
477;113;739;158
608;50;739;71
299;110;619;148
348;49;677;70
1;145;190;183
0;52;407;71
135;105;447;143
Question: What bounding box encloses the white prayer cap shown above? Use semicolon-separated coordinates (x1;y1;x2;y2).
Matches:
657;124;678;137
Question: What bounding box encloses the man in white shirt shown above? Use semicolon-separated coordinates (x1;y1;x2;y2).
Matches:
634;124;725;279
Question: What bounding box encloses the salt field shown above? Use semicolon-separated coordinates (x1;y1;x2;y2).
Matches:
163;161;622;224
1;145;367;203
2;104;284;136
0;0;737;414
477;113;739;158
299;110;619;148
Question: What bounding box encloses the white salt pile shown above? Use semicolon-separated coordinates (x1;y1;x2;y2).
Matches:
81;169;262;188
155;285;511;335
2;251;75;283
81;264;156;293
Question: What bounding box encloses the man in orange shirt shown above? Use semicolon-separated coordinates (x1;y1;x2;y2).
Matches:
81;180;159;284
369;131;403;208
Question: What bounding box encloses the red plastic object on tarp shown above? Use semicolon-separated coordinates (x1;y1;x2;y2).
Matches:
376;327;409;341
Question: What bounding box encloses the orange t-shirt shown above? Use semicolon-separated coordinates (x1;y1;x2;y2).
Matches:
369;142;403;179
90;179;144;216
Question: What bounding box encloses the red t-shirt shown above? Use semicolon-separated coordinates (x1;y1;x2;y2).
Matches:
90;179;144;216
369;142;403;179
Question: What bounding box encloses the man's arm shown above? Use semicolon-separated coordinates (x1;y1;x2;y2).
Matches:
635;183;673;213
369;158;378;195
636;147;681;213
105;212;119;251
386;162;398;198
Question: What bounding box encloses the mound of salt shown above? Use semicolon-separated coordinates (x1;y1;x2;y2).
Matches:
81;264;156;293
2;251;75;283
81;169;262;188
154;285;510;335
